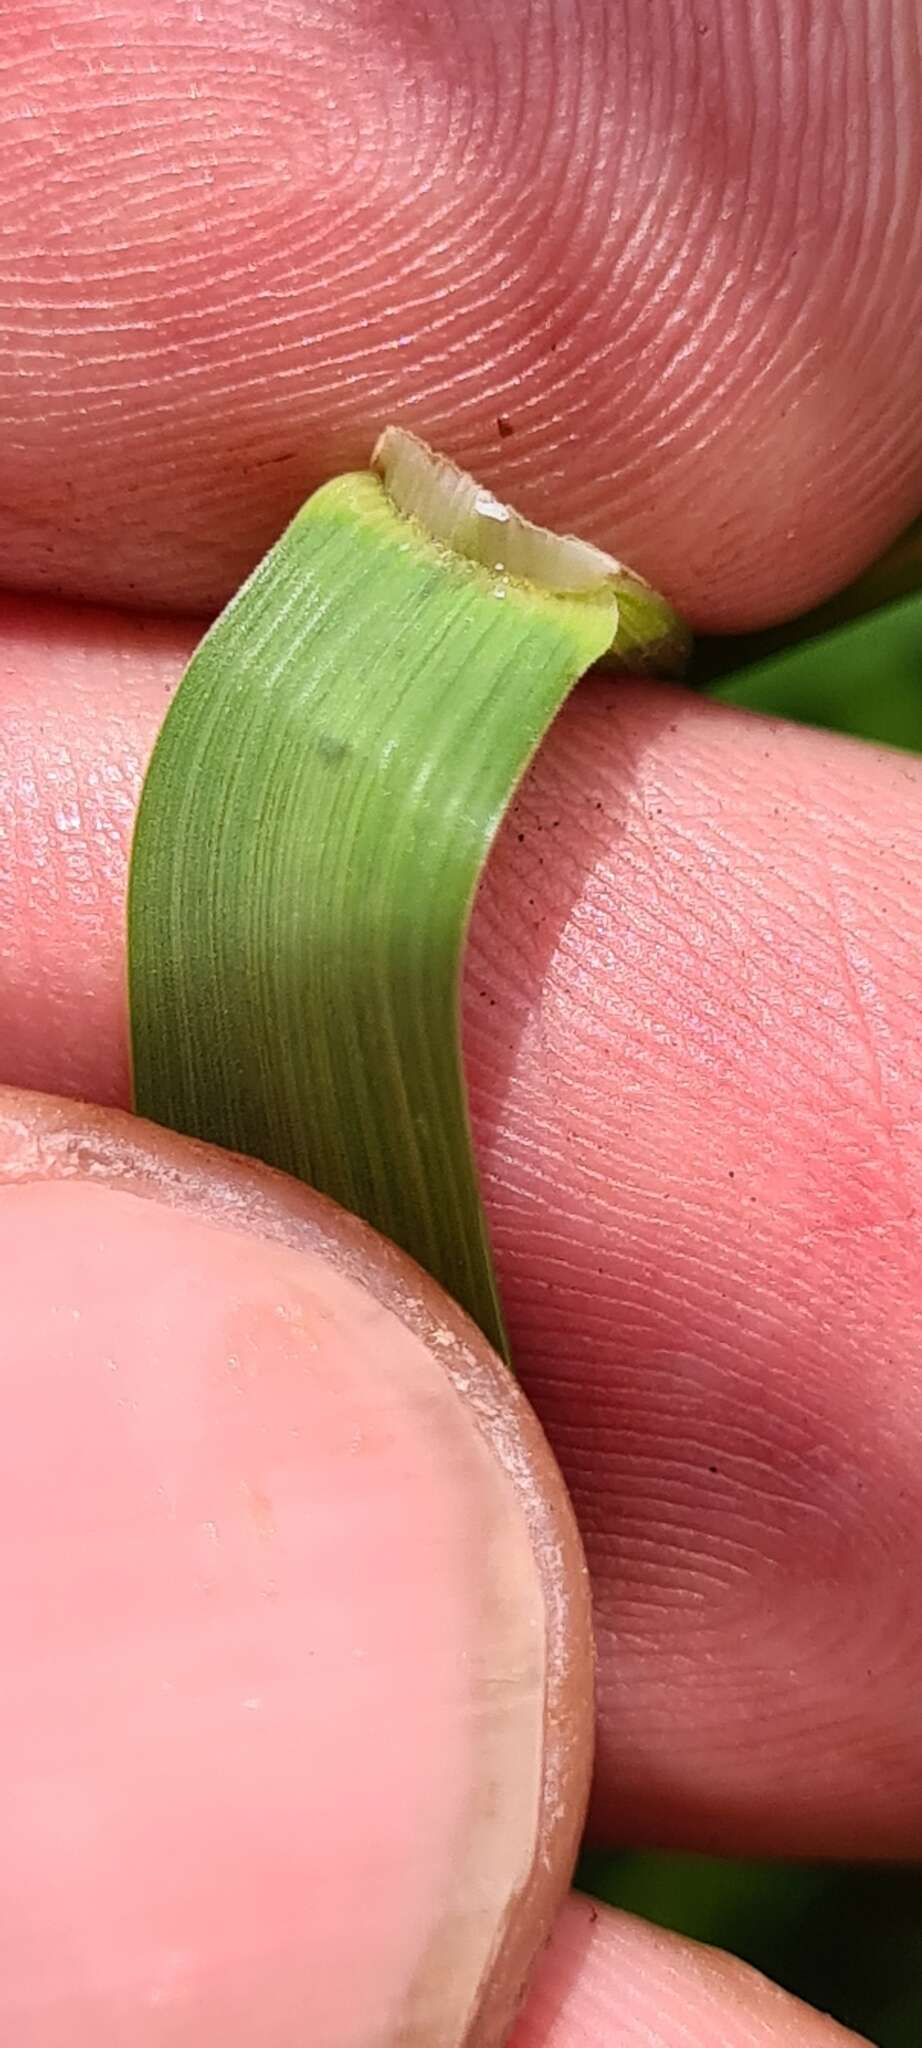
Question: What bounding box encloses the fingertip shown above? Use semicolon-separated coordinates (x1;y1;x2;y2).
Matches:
0;1088;593;2045
511;1894;866;2047
0;2;919;624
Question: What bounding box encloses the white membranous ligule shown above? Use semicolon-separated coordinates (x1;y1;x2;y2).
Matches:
374;426;638;596
373;427;689;676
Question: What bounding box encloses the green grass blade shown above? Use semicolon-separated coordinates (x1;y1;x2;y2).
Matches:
693;516;922;685
128;456;683;1360
709;593;922;753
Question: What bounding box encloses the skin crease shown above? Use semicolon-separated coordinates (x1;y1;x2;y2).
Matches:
0;0;918;627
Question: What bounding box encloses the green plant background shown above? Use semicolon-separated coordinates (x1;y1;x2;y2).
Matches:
581;524;922;2044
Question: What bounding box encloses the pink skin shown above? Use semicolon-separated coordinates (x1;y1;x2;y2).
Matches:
3;595;922;1882
0;1091;856;2048
0;1079;599;2048
513;1894;860;2048
1;4;920;2037
0;1184;482;2044
0;1;919;628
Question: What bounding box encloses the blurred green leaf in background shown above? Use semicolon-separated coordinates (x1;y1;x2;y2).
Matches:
583;518;922;2045
697;516;922;754
579;1850;922;2044
710;595;922;754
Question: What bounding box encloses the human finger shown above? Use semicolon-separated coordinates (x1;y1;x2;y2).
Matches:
3;594;922;1858
0;1;919;627
0;1081;591;2046
509;1893;866;2048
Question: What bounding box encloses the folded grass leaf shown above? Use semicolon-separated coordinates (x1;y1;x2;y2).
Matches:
129;431;686;1359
